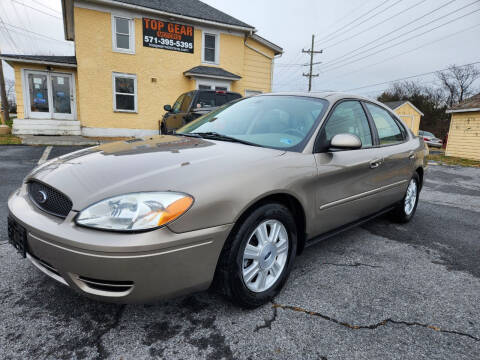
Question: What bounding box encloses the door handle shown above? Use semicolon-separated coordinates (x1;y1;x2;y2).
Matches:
370;158;383;169
409;151;416;160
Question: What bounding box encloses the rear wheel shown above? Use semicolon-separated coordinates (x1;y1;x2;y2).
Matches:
214;203;297;308
390;173;420;223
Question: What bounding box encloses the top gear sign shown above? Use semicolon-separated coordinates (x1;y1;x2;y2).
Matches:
142;18;194;53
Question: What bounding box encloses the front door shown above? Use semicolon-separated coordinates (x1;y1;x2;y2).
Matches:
312;100;382;235
25;70;75;120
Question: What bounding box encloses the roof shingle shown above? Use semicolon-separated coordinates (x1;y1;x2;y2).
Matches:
448;93;480;111
184;66;241;80
112;0;253;29
0;54;77;65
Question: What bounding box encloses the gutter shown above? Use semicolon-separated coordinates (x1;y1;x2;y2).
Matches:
0;57;77;68
446;107;480;113
85;0;257;33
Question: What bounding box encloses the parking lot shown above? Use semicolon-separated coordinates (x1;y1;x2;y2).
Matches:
1;145;479;359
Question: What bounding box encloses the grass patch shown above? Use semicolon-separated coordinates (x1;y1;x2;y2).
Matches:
428;153;480;168
0;134;22;145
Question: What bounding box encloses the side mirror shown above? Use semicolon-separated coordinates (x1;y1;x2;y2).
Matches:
330;133;362;150
164;104;172;112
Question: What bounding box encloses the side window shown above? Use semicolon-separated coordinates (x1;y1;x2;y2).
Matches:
180;94;192;112
365;103;405;145
196;92;215;108
203;32;218;63
172;94;185;113
113;73;137;112
323;101;372;147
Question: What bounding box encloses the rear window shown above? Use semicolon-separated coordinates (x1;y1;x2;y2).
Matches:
194;92;241;108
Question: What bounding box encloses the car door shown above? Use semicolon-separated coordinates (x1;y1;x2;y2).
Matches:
311;100;388;235
362;102;414;207
165;93;193;132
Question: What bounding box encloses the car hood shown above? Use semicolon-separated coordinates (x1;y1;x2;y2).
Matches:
28;135;285;211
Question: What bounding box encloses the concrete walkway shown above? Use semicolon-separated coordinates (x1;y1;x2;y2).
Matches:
19;135;102;146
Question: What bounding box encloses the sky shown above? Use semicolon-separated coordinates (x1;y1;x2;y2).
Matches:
1;0;479;99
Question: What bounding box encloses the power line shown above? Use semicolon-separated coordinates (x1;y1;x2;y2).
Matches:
320;22;480;87
321;0;428;51
11;0;62;20
29;0;62;14
321;0;460;69
314;0;394;45
342;61;480;91
321;6;480;73
316;0;404;48
4;22;69;43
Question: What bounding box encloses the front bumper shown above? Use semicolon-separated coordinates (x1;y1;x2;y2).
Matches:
7;185;232;303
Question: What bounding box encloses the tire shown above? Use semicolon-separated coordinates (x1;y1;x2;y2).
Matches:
390;173;420;223
214;203;297;308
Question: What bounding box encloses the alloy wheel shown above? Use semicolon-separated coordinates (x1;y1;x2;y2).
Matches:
242;219;289;293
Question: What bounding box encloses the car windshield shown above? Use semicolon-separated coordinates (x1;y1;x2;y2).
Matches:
177;95;328;151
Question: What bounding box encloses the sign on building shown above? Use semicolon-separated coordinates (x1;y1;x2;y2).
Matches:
143;18;194;53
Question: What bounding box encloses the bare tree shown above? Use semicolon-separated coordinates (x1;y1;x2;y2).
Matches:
436;64;480;107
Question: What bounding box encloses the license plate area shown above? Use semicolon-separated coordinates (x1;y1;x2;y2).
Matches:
7;216;28;258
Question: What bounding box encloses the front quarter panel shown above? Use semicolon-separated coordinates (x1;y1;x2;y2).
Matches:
167;152;318;234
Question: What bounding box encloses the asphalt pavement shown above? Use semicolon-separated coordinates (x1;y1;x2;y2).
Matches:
1;145;479;359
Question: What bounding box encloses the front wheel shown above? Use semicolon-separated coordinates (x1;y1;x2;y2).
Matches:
390;173;420;223
214;203;297;308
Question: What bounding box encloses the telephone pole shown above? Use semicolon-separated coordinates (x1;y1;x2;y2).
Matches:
302;34;323;92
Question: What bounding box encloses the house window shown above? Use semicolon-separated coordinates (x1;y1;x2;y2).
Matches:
203;32;218;63
112;16;135;53
113;73;137;112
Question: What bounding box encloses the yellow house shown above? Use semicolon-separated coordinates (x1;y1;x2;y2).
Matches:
445;93;480;161
1;0;282;137
383;101;423;135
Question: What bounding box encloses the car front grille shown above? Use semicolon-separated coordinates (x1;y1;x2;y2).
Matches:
27;180;73;218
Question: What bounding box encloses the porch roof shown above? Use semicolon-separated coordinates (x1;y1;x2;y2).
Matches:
0;54;77;68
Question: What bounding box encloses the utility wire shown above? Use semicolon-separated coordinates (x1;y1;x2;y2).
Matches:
29;0;62;14
321;7;480;73
320;22;480;87
321;0;428;51
316;0;404;48
314;0;393;45
321;0;460;69
4;22;69;43
342;61;480;91
11;0;62;20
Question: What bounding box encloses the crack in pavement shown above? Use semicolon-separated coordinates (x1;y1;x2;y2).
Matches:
95;305;126;359
273;304;480;342
320;262;381;268
255;302;278;332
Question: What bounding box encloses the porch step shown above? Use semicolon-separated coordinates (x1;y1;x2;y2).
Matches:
12;119;81;136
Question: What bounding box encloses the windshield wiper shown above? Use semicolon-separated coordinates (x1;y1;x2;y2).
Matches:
174;132;201;138
192;132;261;147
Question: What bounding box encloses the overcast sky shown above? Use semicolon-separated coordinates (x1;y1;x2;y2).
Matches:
1;0;479;98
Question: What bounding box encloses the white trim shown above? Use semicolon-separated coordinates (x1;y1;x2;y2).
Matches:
81;127;157;137
22;69;77;121
446;107;480;113
398;114;414;130
244;41;274;60
202;29;220;65
391;101;424;116
111;14;135;54
185;73;238;81
0;56;77;68
77;0;256;33
112;72;138;113
249;34;283;54
194;78;231;91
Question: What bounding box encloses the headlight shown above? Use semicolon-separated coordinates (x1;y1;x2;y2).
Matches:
75;192;193;231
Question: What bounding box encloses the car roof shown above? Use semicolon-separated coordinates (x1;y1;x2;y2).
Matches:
257;91;385;106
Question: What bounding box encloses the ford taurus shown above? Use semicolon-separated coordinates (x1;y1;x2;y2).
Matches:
7;93;428;307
